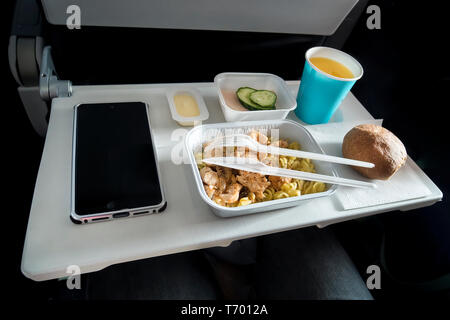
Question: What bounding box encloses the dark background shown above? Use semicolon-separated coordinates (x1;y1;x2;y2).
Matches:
3;0;450;303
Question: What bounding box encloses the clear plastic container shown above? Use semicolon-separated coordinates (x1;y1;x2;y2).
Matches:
166;88;209;126
214;72;297;122
185;119;338;218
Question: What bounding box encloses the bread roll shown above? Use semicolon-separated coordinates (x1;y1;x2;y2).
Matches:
342;124;407;180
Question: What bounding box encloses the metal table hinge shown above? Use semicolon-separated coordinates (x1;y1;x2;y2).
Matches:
40;46;72;100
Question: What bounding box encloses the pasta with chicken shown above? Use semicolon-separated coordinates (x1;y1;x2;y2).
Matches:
196;130;327;207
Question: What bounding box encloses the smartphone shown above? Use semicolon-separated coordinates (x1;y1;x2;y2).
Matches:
71;102;166;224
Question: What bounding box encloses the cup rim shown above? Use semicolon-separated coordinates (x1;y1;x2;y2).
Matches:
305;46;364;82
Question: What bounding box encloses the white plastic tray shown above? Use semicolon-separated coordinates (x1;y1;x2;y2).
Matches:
185;120;337;217
21;81;442;281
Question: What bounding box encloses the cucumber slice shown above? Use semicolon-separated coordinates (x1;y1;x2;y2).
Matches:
236;87;260;110
249;90;277;108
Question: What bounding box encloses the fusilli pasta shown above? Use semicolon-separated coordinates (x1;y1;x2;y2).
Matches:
198;135;327;207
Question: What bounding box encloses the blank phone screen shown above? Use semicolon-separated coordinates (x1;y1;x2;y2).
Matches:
74;102;163;215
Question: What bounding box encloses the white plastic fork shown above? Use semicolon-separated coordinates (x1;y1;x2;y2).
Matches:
204;133;374;169
202;156;377;189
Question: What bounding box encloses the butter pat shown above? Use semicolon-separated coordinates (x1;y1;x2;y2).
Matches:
167;88;209;126
174;94;200;117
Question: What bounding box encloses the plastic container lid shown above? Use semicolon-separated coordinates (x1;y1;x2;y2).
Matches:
166;88;209;126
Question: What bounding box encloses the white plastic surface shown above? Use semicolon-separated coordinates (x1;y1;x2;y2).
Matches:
215;73;296;122
21;81;442;281
41;0;359;36
185;120;338;217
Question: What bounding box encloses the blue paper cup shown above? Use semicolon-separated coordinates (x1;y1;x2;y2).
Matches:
295;47;363;124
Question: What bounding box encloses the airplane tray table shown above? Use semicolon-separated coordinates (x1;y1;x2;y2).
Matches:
21;81;443;281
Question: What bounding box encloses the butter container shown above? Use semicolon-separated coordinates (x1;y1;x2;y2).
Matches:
166;88;209;126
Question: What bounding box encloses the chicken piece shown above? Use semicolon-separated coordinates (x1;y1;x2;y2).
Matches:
216;166;233;184
260;154;280;167
236;170;271;200
212;195;226;206
269;175;292;190
204;184;216;199
246;149;259;160
224;146;236;158
203;146;225;160
202;134;224;149
203;137;228;159
257;140;288;167
256;140;288;166
270;139;289;148
234;147;258;160
200;166;219;187
202;141;214;159
202;140;213;150
217;183;243;204
248;130;269;145
257;150;268;162
234;146;247;158
234;147;248;158
214;166;231;193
